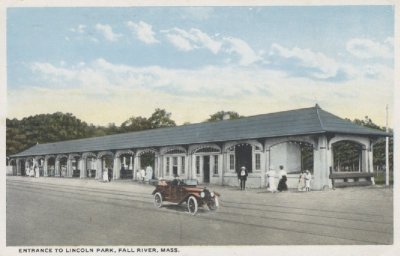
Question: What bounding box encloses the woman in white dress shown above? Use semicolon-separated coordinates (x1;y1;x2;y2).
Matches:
266;168;277;193
298;171;306;191
103;168;108;182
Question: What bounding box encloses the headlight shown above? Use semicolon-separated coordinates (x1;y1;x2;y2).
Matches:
200;192;205;198
210;192;215;197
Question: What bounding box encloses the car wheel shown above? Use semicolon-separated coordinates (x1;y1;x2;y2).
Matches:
208;196;219;211
187;196;198;215
154;192;163;208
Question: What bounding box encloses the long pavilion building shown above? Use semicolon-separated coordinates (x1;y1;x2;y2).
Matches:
7;105;390;190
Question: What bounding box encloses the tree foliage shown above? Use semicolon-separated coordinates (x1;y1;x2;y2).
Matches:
6;109;176;156
206;111;242;122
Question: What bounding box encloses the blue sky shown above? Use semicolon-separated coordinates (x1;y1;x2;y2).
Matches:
7;6;394;126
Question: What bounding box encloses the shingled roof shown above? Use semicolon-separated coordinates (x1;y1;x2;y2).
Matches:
10;105;389;157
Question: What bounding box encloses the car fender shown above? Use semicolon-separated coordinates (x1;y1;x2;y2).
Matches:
152;188;159;195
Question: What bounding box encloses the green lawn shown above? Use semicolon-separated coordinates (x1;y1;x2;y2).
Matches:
374;171;393;185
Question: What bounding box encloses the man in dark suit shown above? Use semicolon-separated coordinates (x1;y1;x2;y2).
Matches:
239;166;248;190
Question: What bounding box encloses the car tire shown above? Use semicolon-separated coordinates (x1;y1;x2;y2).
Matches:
187;196;198;215
154;192;163;208
208;196;219;211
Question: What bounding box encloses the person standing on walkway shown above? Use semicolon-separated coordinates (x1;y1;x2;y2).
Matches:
305;170;312;191
266;167;277;193
298;170;306;191
108;168;112;182
239;166;248;191
277;165;288;192
103;168;108;182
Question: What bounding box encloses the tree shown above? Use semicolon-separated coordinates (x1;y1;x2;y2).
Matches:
120;116;151;133
148;108;176;129
119;109;176;133
206;111;242;122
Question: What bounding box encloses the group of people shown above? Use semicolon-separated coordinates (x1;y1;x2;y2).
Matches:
265;166;312;192
297;170;312;192
136;166;153;183
266;165;288;193
25;165;40;178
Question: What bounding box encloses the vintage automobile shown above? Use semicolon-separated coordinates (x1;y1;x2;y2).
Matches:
152;179;220;215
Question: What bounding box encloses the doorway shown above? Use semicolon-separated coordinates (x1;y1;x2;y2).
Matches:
235;144;252;172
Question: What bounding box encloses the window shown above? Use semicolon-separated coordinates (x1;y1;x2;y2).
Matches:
214;155;219;175
166;157;170;175
172;157;178;176
181;156;185;174
229;154;235;170
196;156;200;174
255;153;261;170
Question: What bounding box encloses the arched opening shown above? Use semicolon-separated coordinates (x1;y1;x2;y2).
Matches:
99;153;113;181
59;157;68;177
85;156;97;178
19;159;26;176
9;159;17;176
140;151;156;180
47;157;56;177
119;154;134;179
37;157;45;176
71;156;81;177
25;158;34;177
332;140;364;172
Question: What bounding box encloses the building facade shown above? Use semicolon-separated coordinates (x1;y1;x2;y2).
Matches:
7;105;389;190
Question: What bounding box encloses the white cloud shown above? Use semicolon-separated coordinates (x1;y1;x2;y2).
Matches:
165;33;193;51
346;38;393;59
223;37;261;66
126;21;159;44
163;27;222;54
19;58;392;126
95;24;122;42
269;43;341;79
163;28;262;66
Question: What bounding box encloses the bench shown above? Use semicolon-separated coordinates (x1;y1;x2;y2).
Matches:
329;172;374;188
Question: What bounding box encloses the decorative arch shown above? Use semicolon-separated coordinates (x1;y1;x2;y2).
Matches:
190;143;221;154
136;148;158;156
25;156;34;162
97;151;114;159
115;150;134;158
329;136;368;150
35;156;45;161
82;152;97;159
45;155;56;161
68;153;81;160
223;140;263;152
9;158;16;166
265;136;317;151
160;146;187;155
56;154;68;161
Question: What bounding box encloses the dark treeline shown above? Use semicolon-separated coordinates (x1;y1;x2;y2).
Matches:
6;111;393;172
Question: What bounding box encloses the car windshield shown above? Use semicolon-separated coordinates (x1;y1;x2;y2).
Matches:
181;179;198;186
